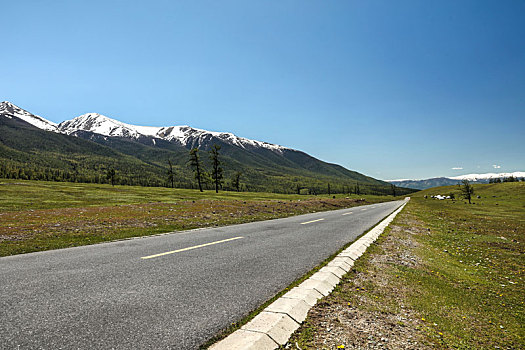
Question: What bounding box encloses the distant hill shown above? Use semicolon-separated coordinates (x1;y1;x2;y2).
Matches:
388;172;525;190
0;101;415;195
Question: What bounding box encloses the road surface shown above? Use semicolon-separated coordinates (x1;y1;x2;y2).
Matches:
0;200;405;349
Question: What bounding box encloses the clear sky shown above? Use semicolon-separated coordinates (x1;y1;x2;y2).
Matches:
2;0;524;180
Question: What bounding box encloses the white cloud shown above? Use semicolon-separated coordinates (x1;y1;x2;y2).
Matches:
493;164;501;169
452;167;463;170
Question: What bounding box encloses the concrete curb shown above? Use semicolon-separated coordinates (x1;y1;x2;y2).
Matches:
209;199;409;350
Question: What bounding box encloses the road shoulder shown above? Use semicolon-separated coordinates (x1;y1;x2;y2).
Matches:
209;201;408;349
286;201;429;349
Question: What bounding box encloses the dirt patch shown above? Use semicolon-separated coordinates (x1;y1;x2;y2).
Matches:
286;212;431;349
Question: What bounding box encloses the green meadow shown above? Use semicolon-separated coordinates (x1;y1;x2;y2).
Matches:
0;179;315;211
288;182;524;349
0;179;395;257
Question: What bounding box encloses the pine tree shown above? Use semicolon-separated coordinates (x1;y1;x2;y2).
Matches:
106;168;116;186
460;180;474;204
231;171;242;192
209;145;223;193
167;159;174;188
189;148;204;192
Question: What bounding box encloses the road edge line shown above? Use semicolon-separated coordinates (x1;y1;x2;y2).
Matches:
208;198;410;350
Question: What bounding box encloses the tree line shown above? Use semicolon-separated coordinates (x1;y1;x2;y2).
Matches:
0;146;416;196
488;176;524;183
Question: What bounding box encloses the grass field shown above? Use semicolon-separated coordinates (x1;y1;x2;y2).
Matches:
287;182;524;349
0;179;320;211
0;179;396;257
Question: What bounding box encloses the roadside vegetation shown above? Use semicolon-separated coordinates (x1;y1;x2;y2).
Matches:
0;179;396;257
286;182;524;349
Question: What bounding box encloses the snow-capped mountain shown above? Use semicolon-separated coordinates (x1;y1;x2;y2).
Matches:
0;101;58;131
0;101;289;153
388;172;525;190
1;101;392;190
58;112;289;153
58;113;163;140
449;172;525;181
157;125;288;152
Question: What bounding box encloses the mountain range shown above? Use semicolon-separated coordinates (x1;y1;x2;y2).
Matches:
388;172;525;190
0;101;411;195
1;101;287;151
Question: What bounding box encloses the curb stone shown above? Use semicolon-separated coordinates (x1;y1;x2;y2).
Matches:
264;298;311;323
318;265;347;278
209;199;409;349
326;259;353;272
310;271;340;287
338;249;361;261
241;312;300;345
297;278;334;296
331;256;354;267
282;287;323;307
209;329;277;350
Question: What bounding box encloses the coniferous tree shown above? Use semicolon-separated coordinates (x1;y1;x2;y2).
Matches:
209;145;223;193
460;180;474;204
167;159;174;188
189;148;204;192
503;176;517;183
391;184;396;197
231;171;242;192
106;168;116;186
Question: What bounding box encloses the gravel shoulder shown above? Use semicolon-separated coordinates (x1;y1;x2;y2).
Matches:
285;208;431;349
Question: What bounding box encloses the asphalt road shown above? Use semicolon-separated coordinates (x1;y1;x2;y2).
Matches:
0;200;405;349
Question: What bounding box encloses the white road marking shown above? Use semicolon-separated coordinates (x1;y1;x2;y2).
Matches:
361;208;367;211
300;218;325;225
342;212;353;216
141;236;244;260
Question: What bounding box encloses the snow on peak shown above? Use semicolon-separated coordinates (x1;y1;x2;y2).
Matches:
0;101;58;131
449;172;525;181
2;101;290;153
58;112;289;152
58;113;161;139
387;179;417;182
155;125;289;152
388;171;525;183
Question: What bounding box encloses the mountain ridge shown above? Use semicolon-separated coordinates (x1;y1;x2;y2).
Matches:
0;101;413;195
0;101;291;154
0;101;58;131
388;172;525;190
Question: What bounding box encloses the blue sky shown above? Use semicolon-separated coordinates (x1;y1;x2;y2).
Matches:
2;0;524;180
